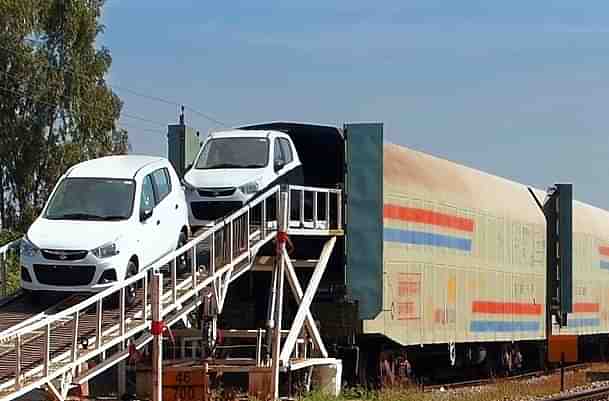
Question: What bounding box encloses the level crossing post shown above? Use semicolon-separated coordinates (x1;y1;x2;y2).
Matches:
152;271;163;401
271;190;289;400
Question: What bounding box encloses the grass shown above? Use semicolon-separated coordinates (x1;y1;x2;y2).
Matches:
297;367;608;401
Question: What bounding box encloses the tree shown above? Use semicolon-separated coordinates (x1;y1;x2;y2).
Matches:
0;0;127;231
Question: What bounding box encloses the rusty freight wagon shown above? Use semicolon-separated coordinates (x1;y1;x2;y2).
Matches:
207;121;609;385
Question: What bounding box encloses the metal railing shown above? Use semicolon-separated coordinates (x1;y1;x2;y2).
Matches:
287;185;342;233
0;239;21;298
0;184;343;401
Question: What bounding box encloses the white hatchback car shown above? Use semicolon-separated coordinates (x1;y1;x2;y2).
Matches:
20;155;190;305
182;129;303;229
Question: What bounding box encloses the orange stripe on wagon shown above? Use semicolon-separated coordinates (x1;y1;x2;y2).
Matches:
472;301;542;315
573;303;600;313
383;204;474;232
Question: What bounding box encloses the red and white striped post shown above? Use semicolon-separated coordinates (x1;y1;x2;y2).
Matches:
271;191;289;400
151;272;163;401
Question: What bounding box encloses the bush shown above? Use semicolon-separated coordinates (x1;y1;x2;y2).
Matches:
0;230;23;296
0;229;22;245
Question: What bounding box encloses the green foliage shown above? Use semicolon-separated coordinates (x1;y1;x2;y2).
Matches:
0;229;22;296
3;254;20;296
0;229;22;245
0;0;128;231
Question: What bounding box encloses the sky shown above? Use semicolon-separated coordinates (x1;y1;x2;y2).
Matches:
101;1;609;210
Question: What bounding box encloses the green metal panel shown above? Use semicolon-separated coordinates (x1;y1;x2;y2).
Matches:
344;122;383;320
167;125;201;178
184;126;201;171
167;124;183;176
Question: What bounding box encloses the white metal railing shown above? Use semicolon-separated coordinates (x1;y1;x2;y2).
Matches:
0;184;343;401
287;185;342;232
0;239;21;298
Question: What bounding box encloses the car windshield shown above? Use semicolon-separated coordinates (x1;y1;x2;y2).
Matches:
44;178;136;221
195;137;269;169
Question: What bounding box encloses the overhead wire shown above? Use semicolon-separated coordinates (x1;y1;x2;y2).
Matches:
0;70;176;129
0;84;167;132
0;41;230;127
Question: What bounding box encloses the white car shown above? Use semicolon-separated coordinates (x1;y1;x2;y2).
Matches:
182;129;303;229
20;155;190;305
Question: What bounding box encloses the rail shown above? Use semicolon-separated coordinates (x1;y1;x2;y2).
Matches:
0;184;343;401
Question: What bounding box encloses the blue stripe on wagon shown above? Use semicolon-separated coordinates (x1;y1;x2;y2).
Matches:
470;320;540;332
384;228;472;251
600;261;609;270
567;318;600;328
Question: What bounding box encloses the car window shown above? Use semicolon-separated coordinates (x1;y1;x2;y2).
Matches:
140;174;156;211
152;168;171;203
279;138;293;163
195;138;269;169
274;139;284;163
44;178;135;221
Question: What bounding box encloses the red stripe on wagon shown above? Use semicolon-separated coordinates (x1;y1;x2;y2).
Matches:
472;301;542;315
384;205;474;232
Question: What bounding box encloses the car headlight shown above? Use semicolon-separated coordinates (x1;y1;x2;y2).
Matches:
20;236;39;257
181;178;197;192
92;241;120;258
240;181;259;194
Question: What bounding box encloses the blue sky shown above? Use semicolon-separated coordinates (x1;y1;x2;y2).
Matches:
101;1;609;209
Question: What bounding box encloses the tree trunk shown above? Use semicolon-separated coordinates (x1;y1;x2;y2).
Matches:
0;168;5;230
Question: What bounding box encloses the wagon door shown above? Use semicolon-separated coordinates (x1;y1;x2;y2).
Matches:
344;122;384;320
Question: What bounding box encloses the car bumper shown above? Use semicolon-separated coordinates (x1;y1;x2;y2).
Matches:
184;189;253;227
20;252;130;293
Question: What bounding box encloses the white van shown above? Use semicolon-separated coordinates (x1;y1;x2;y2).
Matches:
182;129;303;228
20;155;190;305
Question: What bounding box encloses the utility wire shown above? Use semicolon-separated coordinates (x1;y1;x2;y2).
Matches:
0;85;168;131
0;42;230;127
0;70;176;129
112;85;229;127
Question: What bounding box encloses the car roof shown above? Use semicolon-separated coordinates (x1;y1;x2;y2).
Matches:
66;155;167;179
208;129;286;139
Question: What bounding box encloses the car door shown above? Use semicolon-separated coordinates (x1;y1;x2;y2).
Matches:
278;137;303;185
139;173;160;267
273;137;287;185
151;167;176;254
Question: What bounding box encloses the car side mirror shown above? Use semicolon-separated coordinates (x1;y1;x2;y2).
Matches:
274;160;284;172
140;207;153;222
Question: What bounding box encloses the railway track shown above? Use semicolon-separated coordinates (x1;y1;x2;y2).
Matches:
544;385;609;401
424;363;591;392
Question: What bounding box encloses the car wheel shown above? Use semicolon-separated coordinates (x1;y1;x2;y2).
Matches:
24;289;42;305
125;260;138;307
176;231;189;275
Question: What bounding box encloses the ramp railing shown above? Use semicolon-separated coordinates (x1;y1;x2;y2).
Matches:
0;184;343;401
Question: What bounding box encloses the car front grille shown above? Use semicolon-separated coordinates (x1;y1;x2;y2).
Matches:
33;264;96;286
190;201;243;221
197;187;236;197
41;249;88;261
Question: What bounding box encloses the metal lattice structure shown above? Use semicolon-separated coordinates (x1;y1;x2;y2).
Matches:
0;185;343;401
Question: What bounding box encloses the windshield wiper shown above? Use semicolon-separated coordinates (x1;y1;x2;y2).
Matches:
49;213;104;220
242;164;265;168
101;215;127;221
199;163;243;169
